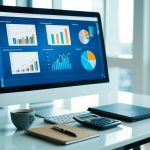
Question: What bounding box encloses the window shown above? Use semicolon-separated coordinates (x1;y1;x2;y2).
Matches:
106;0;134;93
119;69;132;92
62;0;105;32
119;0;133;51
3;0;16;6
118;0;134;56
106;0;134;57
32;0;52;8
108;67;132;92
62;0;92;11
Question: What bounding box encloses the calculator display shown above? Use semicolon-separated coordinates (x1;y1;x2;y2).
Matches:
78;114;98;120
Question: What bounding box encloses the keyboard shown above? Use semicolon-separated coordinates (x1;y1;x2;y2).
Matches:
44;111;90;124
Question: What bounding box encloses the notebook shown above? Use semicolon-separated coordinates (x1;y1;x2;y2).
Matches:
88;103;150;122
26;124;99;145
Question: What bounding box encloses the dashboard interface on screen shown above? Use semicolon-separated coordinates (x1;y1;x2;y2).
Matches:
0;11;108;88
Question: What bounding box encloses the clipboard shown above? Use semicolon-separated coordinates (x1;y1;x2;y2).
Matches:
26;124;99;145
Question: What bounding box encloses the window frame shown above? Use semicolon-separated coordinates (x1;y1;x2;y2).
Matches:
106;0;150;95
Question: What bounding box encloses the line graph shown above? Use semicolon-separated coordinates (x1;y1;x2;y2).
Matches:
51;53;72;71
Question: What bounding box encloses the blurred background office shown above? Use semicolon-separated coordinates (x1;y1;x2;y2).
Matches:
0;0;150;95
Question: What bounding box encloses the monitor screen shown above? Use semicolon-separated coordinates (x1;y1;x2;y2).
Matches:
0;6;109;93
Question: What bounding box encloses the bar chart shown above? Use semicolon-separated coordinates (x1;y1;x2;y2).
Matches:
51;53;72;71
9;52;40;74
88;26;94;37
46;25;71;45
6;24;38;46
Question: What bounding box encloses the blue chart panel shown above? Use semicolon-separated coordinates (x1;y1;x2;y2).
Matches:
52;53;72;71
81;50;96;71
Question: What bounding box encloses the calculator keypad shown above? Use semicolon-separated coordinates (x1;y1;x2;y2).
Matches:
88;118;121;129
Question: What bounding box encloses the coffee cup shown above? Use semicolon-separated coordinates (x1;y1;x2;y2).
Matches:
10;109;35;130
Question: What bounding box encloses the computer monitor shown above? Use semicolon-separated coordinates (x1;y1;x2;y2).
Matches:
0;6;109;110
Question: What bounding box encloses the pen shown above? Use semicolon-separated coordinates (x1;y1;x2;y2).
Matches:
52;126;78;137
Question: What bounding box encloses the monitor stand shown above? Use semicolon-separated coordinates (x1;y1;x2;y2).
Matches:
30;101;71;118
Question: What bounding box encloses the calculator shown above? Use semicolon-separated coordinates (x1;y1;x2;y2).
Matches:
73;113;121;130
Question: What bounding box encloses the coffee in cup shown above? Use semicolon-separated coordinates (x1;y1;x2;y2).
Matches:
10;109;35;130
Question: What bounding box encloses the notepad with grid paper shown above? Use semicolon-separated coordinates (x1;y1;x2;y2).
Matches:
26;124;99;145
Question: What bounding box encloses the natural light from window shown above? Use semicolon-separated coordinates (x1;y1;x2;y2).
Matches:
71;95;99;112
32;0;52;8
106;0;134;57
62;0;92;11
3;0;16;6
119;0;134;44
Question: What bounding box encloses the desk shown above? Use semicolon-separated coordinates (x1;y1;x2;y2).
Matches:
0;92;150;150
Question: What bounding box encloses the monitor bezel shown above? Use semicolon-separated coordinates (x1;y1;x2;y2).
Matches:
0;5;109;93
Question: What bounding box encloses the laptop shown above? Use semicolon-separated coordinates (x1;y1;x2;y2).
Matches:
88;103;150;122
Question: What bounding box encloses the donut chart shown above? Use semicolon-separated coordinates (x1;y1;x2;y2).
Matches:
79;29;90;44
81;50;96;71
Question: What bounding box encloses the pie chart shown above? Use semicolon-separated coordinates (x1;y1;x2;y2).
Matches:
79;29;90;44
81;50;96;71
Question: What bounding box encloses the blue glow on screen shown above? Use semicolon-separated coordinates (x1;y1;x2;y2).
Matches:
0;15;106;87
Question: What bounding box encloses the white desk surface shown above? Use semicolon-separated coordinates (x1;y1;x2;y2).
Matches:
0;91;150;150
